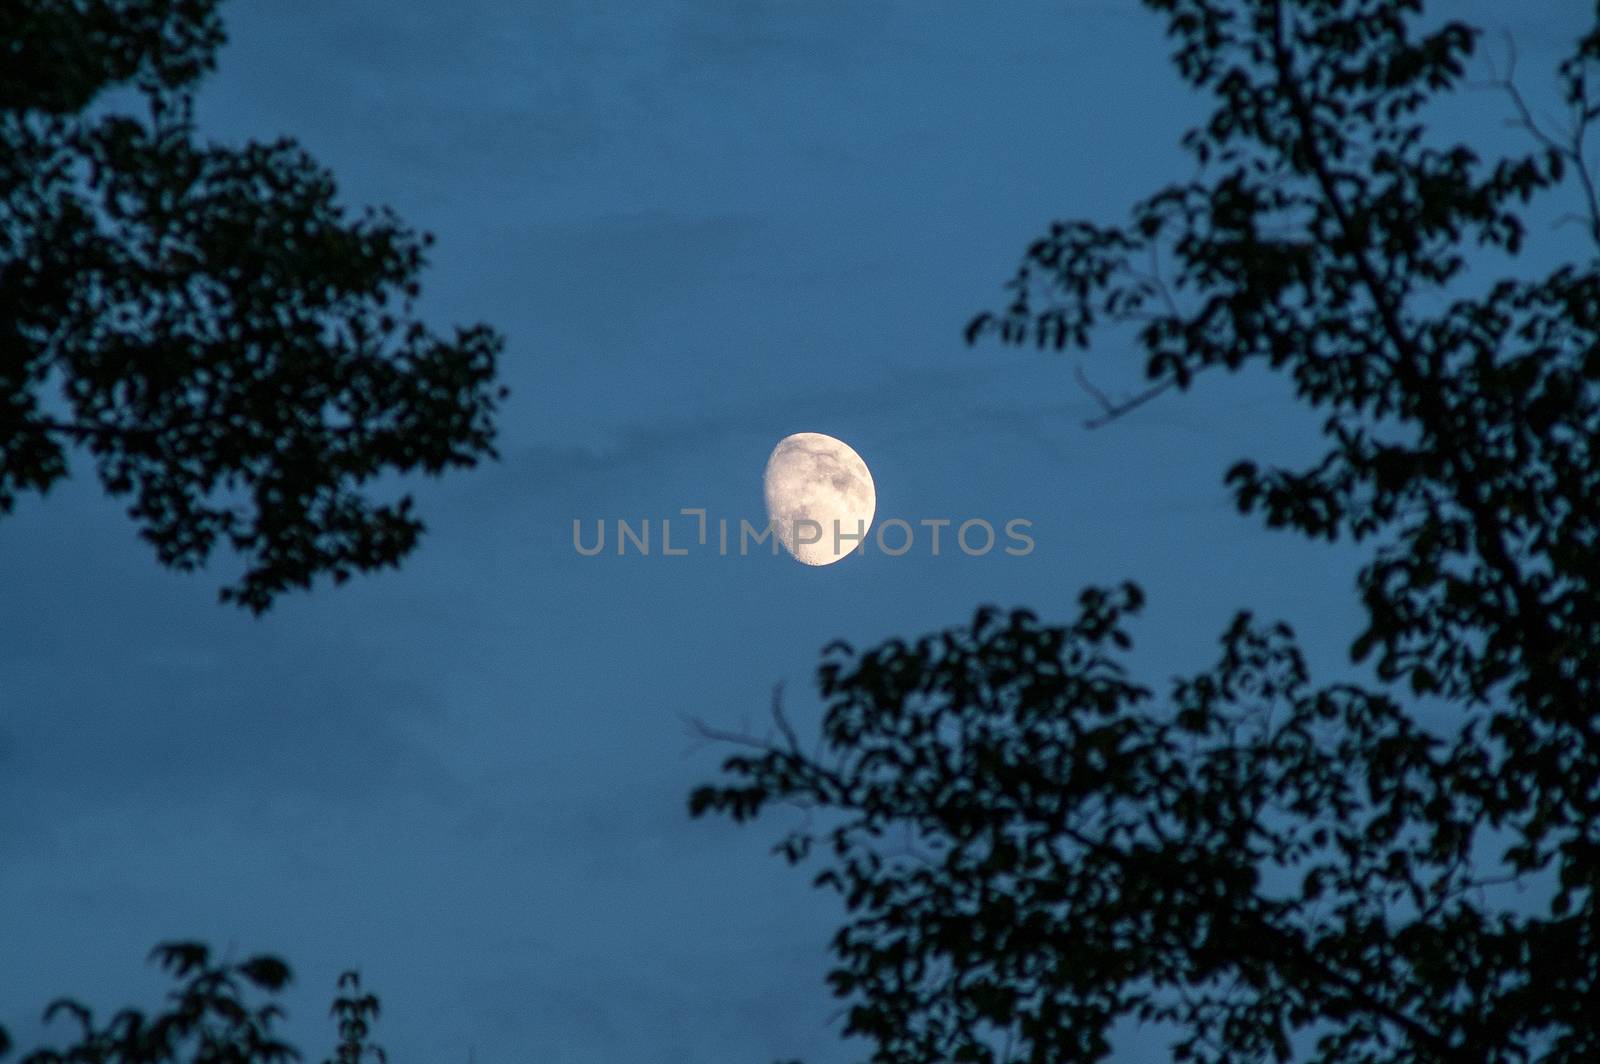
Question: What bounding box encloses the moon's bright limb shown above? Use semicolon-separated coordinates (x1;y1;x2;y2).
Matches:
763;432;876;566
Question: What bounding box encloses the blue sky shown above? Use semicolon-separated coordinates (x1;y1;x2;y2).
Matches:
0;2;1592;1062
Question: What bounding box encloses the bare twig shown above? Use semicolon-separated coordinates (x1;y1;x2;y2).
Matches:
1486;31;1600;251
682;685;802;757
1075;364;1181;429
680;712;780;754
1148;241;1184;320
770;683;801;754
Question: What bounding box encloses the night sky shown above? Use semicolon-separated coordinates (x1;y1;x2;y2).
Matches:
0;3;1590;1062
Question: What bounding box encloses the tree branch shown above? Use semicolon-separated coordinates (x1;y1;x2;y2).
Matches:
1488;32;1600;251
1074;365;1180;429
1269;1;1595;755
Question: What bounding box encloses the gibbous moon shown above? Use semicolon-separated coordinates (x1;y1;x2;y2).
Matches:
763;432;876;566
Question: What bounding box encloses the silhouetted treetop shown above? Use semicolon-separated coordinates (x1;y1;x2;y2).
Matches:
967;0;1600;903
1;0;506;611
698;1;1600;1061
5;943;387;1064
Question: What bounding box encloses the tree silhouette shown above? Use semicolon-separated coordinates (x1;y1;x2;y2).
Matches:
692;1;1600;1061
322;972;385;1064
5;944;385;1064
1;0;506;612
2;1;500;1057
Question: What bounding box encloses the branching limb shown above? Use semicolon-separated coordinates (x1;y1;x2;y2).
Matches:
1075;364;1185;429
680;713;780;755
1486;31;1600;251
682;685;802;757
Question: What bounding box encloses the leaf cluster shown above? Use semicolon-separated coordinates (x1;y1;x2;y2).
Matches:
698;1;1600;1060
1;0;507;610
0;945;386;1064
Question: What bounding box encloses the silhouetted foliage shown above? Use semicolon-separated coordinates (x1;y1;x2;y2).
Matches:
322;973;384;1064
1;2;489;1057
1;0;506;611
694;1;1600;1061
2;944;383;1064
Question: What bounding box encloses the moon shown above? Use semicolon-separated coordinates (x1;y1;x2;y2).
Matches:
763;432;876;566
